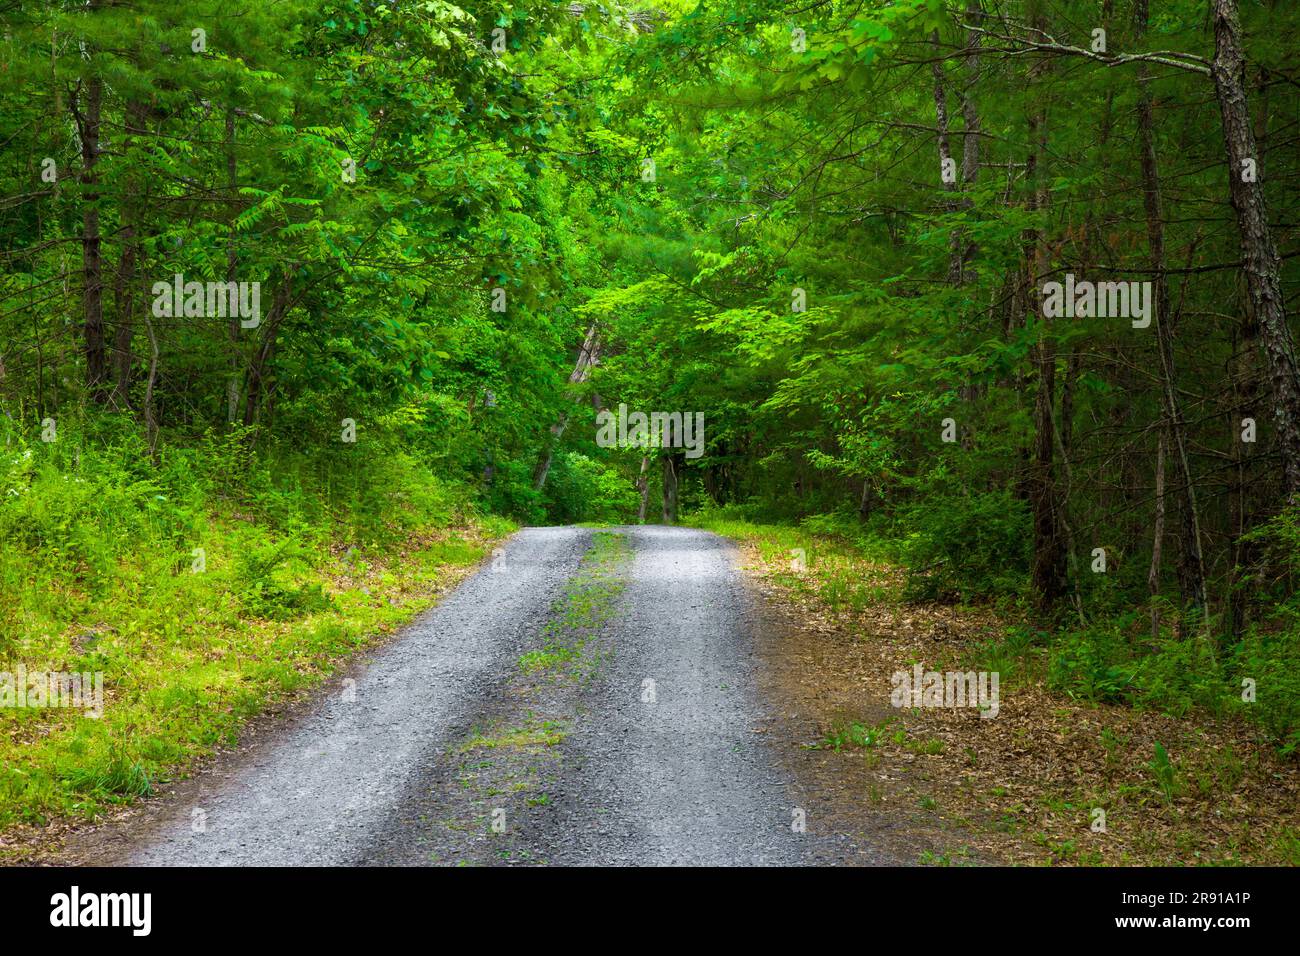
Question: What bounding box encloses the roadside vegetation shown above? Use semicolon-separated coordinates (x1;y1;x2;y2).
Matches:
691;509;1300;865
689;507;1299;757
0;414;510;845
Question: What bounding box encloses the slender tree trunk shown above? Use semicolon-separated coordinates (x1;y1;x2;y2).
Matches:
110;99;149;410
143;316;160;464
242;277;293;427
958;0;981;281
636;455;650;522
930;33;962;284
225;111;242;424
1149;433;1166;640
937;18;985;425
1210;0;1300;498
1027;25;1066;608
109;231;136;409
76;73;108;402
533;322;600;490
1135;0;1208;611
661;454;680;524
1228;307;1259;638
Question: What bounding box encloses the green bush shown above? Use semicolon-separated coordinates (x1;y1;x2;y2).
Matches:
897;490;1030;602
1040;618;1298;753
1228;626;1300;754
543;452;639;524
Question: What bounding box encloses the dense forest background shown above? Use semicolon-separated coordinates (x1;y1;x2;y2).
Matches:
1;0;1298;827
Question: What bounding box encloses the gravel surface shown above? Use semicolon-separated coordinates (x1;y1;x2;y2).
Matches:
104;525;878;866
529;525;811;865
119;526;593;865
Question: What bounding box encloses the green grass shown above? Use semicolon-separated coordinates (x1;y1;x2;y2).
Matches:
918;846;972;866
811;718;897;752
684;511;902;613
0;427;511;836
1147;742;1181;804
907;738;946;756
459;718;569;753
518;530;629;680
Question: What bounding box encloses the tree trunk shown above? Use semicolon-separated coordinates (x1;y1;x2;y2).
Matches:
1210;0;1300;499
532;322;600;490
1136;0;1208;611
225;110;242;424
76;73;108;402
858;478;872;521
1148;433;1166;640
110;99;149;410
1228;311;1259;638
109;225;136;409
958;0;981;281
930;32;963;284
1027;21;1066;609
636;455;650;522
241;276;293;427
661;454;680;524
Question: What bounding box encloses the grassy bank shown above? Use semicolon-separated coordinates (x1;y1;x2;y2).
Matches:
0;419;511;846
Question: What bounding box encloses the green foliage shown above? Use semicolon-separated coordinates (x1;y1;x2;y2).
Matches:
1046;626;1142;705
814;717;898;752
0;406;504;828
1148;743;1181;804
1;0;1298;841
897;492;1031;603
233;537;332;621
543;452;641;525
980;616;1300;752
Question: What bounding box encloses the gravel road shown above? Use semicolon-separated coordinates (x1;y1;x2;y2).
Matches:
118;526;594;865
102;525;872;866
526;525;810;865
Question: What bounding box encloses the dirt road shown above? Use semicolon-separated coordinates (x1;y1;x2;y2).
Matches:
77;526;895;866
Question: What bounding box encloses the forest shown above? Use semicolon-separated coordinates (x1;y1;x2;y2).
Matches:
0;0;1297;864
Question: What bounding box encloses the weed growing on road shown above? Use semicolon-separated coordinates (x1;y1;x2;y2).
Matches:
432;531;630;865
460;718;569;753
519;531;629;683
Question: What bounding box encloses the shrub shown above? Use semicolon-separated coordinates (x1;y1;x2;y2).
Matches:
544;452;639;524
897;490;1030;602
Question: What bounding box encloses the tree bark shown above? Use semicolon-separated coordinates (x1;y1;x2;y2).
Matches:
1210;0;1300;499
636;455;650;522
858;478;872;521
1148;433;1166;640
930;32;963;284
142;311;160;463
661;454;680;524
241;276;294;427
1228;268;1261;636
110;99;149;410
957;0;981;282
1026;18;1066;609
959;0;981;190
225;110;242;424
